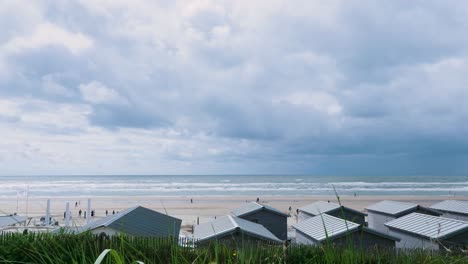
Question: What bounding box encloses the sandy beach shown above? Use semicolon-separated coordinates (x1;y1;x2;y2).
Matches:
2;195;467;234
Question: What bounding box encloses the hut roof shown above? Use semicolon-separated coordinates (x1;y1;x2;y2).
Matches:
366;200;418;216
299;201;365;216
77;206;181;237
431;200;468;216
0;215;27;228
385;213;468;240
232;202;288;217
293;214;359;241
293;214;398;242
193;215;282;243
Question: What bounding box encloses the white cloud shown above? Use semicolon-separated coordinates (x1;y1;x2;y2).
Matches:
279;92;343;115
79;81;128;105
0;99;20;119
0;98;90;130
2;22;93;55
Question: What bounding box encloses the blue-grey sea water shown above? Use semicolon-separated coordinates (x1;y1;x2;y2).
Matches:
1;175;467;197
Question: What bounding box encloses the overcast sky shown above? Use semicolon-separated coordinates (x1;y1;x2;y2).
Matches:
1;0;467;176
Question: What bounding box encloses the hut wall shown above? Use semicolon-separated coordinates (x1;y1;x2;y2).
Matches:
240;210;287;240
388;229;438;250
367;212;394;234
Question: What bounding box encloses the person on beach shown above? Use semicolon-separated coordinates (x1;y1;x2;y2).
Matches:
256;197;260;203
106;209;108;216
190;198;193;204
112;210;115;215
75;202;78;207
84;211;86;219
79;209;82;217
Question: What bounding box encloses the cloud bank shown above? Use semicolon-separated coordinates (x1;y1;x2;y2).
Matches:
0;0;467;175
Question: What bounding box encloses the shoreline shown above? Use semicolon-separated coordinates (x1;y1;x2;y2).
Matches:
0;193;462;198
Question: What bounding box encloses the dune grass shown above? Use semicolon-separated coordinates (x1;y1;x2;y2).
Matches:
0;232;467;263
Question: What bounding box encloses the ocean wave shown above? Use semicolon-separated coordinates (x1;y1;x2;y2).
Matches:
1;175;468;197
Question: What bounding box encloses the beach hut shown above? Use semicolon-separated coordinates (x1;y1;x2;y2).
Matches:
366;200;441;233
75;206;181;238
232;202;288;240
385;213;468;251
0;215;28;229
430;200;468;222
193;215;282;246
293;214;399;249
298;201;366;224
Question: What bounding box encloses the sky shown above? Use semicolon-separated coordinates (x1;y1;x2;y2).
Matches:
0;0;467;176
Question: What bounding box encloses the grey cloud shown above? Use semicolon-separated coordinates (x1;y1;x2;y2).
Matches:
88;104;171;129
1;47;87;98
1;0;468;174
0;115;20;123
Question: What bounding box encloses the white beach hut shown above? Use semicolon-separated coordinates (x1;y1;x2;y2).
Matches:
293;214;399;249
366;200;441;233
385;213;468;251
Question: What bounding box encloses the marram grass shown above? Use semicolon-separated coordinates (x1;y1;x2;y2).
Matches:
0;232;467;264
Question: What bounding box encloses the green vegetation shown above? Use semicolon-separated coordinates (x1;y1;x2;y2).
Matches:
0;232;467;264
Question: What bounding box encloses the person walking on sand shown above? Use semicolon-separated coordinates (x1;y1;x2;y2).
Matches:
106;209;108;216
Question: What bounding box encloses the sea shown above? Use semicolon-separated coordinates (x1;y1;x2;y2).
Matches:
1;175;467;198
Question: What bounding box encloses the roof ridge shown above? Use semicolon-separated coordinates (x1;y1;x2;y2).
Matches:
413;212;468;224
382;200;416;206
101;206;138;226
227;215;239;228
317;200;338;204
